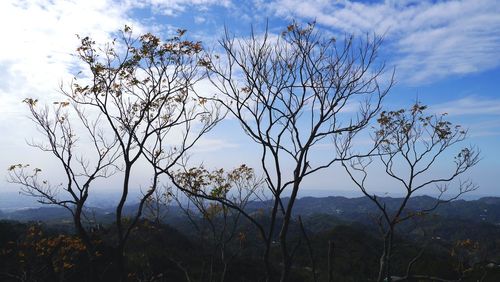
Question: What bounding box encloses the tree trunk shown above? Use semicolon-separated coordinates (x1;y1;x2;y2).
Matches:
278;180;301;282
116;165;132;281
74;201;96;281
377;229;394;282
328;240;334;282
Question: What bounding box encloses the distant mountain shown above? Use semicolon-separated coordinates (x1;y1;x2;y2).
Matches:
247;195;500;224
2;195;500;226
0;201;186;224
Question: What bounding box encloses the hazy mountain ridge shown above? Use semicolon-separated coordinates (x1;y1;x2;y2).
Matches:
2;195;500;224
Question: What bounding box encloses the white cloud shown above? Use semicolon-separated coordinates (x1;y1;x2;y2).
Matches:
191;137;239;153
263;0;500;84
466;119;500;138
194;16;206;24
0;0;140;109
130;0;231;16
431;96;500;116
430;96;500;137
0;0;231;114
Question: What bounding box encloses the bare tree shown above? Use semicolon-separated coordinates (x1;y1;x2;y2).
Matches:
8;99;120;254
207;22;392;281
10;26;220;280
340;103;480;282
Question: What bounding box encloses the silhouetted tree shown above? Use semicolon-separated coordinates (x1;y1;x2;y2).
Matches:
340;103;480;281
8;98;120;259
10;25;220;280
207;21;393;281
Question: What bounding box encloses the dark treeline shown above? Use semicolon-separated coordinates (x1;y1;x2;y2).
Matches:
2;200;500;281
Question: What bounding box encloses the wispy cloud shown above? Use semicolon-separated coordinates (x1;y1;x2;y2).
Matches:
431;96;500;116
191;137;239;153
262;0;500;84
130;0;231;16
430;96;500;137
466;119;500;138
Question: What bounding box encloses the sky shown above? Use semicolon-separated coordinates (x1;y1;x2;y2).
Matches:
0;0;499;204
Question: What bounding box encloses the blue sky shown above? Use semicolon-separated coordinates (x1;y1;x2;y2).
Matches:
0;0;499;199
